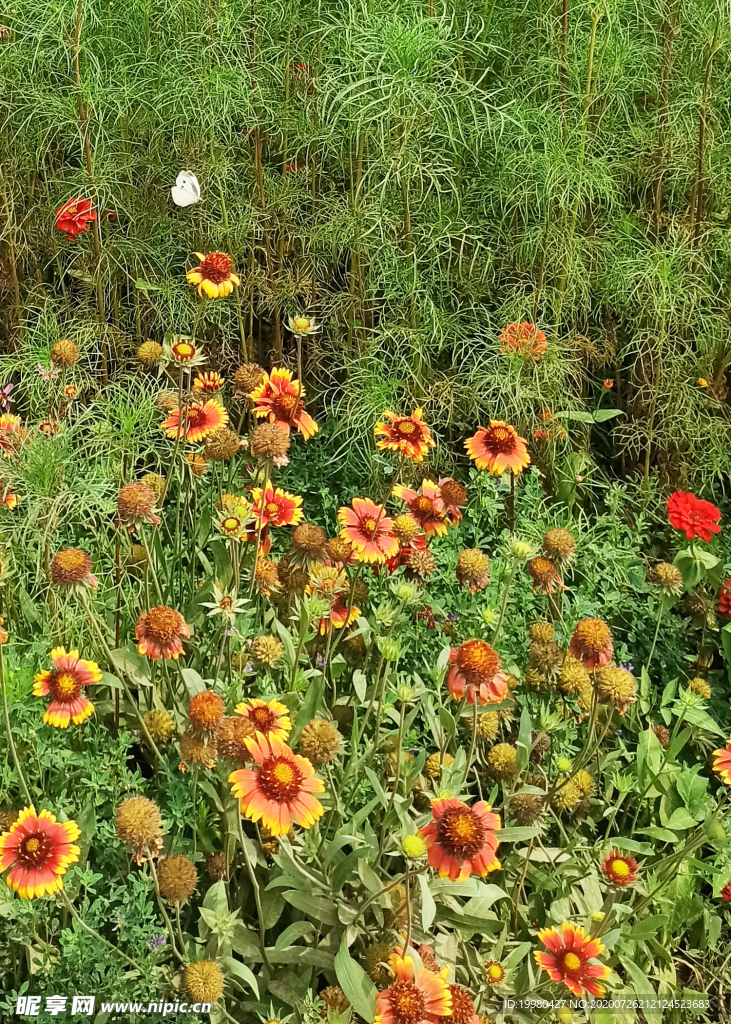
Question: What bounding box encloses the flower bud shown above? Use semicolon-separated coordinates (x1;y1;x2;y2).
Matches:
556;757;572;773
402;834;426;858
377;637;402;662
508;539;533;560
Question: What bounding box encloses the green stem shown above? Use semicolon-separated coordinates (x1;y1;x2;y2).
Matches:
59;890;143;971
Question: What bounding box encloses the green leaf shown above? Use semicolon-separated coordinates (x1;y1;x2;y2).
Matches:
291;675;325;744
418;873;437;931
221;956;259;998
282;890;339;925
135;278;162;291
593;408;624;422
498;826;542;842
335;933;377;1022
515;707;532;772
636;826;679;844
628;914;668;941
274;922;316;950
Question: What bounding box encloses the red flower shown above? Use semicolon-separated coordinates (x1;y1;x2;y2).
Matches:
55;197;97;239
720;881;731;902
718;578;731;617
465;422;530;476
383;534;428;575
712;739;731;786
392;480;448;537
32;647;101;728
252;481;304;528
0;806;80;898
419;797;501;881
498;322;548;360
667;491;721;542
601;850;638;886
534;923;611;997
337;498;398;564
161;399;228;444
374;409;435;463
447;639;508;706
373;954;451;1024
250;368;318;440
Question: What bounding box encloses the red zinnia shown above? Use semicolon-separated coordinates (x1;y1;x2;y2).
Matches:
447;639;508;706
419;797;501;882
161;399;228;444
0;806;80;899
465;421;530;476
392;480;448;537
601;850;638;886
534;923;611;997
373;954;451;1024
498;322;548;360
55;197;97;239
250;368;318;440
338;498;398;564
374;408;435;463
667;491;721;542
712;739;731;786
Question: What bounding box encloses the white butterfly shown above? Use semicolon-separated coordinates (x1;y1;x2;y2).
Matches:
171;171;201;207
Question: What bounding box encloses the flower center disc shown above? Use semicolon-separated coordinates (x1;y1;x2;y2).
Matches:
259;755;303;801
390;983;426;1024
485;426;516;453
201;252;233;283
19;831;52;866
266;502;280;516
397;420;416;436
250;707;276;730
49;671;81;700
147;606;182;640
173;343;195;361
279;393;298;411
435;806;486;859
560;951;584;976
361;517;378;538
611;859;629;877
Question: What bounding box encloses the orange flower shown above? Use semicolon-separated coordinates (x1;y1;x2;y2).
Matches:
465;422;530;476
568;618;613;671
0;806;80;898
162;399;228;444
252;481;304;528
193;371;225;393
534;923;611;997
447;640;508;706
499;322;548;360
392;480;448;537
419;798;501;882
0;413;22;454
250;368;318;440
186;251;240;299
374;409;435;463
189;691;225;731
229;735;325;836
373;954;452;1024
601;850;638;886
338;498;398;564
234;698;291;742
136;606;191;660
712;739;731;786
33;647;101;728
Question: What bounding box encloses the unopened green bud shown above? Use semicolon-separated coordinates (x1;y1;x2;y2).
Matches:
397;684;415;704
556;757;572;773
393;581;420;606
375;601;397;629
509;539;533;560
377;637;402;662
481;607;496;626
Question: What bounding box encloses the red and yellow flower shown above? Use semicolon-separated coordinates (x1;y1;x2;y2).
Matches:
251;368;318;440
193;371;225;393
534;923;611;997
33;647;101;728
601;850;638;886
465;422;530;476
712;739;731;786
568;618;613;671
306;562;359;633
55;197;96;239
447;640;508;706
374;409;435;463
392;480;448;537
419;798;501;882
0;413;22;454
252;481;304;528
136;606;191;660
338;498;398;564
373;954;452;1024
234;698;291;742
186;252;240;299
161;399;228;444
229;735;325;836
667;490;721;542
0;807;80;898
498;321;548;360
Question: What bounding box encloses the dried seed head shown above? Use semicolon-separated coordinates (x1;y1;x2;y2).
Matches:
185;961;224;1003
188;691;225;731
510;792;545;825
300;719;342;763
487;743;518;779
233;363;265;400
204;427;241;461
117;481;157;520
292;522;327;556
456;548;490;593
250;422;291;464
50;339;79;366
137;341;163;366
142;709;175;745
157;855;198;904
542;527;575;561
251;635;284;666
116;796;163;851
406;548;436;577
